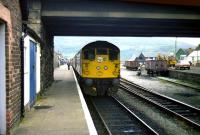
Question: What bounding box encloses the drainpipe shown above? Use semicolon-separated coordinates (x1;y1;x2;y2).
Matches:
20;24;27;117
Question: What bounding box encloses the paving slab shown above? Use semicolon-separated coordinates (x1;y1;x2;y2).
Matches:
12;65;95;135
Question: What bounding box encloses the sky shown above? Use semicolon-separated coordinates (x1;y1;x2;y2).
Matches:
54;36;200;59
176;38;200;46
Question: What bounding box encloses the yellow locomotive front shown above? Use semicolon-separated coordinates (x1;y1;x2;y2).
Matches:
80;41;120;96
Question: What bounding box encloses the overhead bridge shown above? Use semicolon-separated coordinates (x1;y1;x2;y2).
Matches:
25;0;200;37
38;0;200;37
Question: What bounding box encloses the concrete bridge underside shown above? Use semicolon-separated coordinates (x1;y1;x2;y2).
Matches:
31;0;200;37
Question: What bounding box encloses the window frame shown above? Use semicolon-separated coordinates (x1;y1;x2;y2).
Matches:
83;49;95;60
96;48;108;55
109;49;119;61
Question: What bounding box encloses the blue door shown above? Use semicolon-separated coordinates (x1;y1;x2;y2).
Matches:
30;41;36;106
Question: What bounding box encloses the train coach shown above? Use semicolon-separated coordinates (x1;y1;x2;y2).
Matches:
72;41;120;96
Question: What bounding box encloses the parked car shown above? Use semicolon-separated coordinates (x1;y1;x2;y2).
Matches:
175;60;190;70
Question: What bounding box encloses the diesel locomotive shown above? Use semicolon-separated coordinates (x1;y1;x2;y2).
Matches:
72;41;120;96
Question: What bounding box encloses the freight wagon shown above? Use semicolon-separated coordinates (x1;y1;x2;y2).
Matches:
124;60;139;70
145;60;168;75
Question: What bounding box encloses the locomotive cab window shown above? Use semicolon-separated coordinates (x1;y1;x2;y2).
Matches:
96;48;107;55
109;49;119;60
84;49;95;60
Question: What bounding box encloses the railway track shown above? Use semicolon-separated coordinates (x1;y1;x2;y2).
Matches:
90;96;158;135
120;78;200;129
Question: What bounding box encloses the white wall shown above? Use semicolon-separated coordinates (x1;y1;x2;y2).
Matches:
24;36;41;107
24;36;30;106
36;44;41;94
187;51;200;64
0;23;6;134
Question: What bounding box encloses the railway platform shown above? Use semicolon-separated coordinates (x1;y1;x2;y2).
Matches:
12;65;97;135
168;66;200;84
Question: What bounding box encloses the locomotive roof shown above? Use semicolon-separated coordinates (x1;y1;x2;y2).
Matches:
82;41;119;50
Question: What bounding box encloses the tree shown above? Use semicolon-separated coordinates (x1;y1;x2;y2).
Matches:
195;44;200;63
196;44;200;50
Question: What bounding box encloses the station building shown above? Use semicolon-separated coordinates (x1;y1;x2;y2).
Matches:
0;1;22;134
0;1;54;134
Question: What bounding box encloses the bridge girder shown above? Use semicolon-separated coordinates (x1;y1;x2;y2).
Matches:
31;0;200;37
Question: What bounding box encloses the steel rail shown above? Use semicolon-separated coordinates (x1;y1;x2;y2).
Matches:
112;96;159;135
88;97;112;135
90;96;158;135
120;78;200;129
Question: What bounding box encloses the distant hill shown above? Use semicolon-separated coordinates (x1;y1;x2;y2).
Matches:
120;40;195;61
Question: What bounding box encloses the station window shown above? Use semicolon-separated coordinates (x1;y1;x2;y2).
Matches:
109;49;118;60
84;49;95;60
96;48;107;55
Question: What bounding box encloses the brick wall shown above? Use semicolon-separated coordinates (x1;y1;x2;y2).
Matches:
28;0;54;91
0;0;54;133
40;33;54;90
0;0;22;134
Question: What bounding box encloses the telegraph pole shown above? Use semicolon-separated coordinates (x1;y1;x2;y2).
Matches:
175;37;177;58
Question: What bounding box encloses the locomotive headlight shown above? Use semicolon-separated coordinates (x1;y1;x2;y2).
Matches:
96;66;100;70
97;57;103;63
104;66;108;70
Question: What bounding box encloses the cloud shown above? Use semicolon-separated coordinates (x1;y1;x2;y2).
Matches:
54;36;199;59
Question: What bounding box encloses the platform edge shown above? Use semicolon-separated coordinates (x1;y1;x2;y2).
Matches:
72;69;98;135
